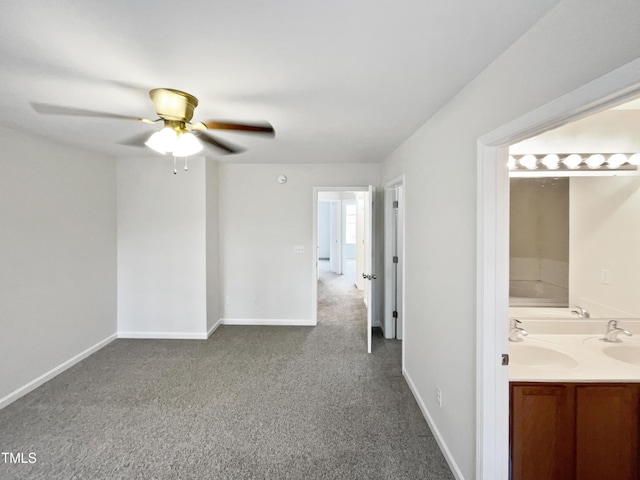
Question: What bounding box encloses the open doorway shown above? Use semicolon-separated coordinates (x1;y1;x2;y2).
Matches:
317;192;359;286
506;96;640;480
313;187;378;352
477;61;640;478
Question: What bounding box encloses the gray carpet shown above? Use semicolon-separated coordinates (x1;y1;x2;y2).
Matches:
0;264;454;479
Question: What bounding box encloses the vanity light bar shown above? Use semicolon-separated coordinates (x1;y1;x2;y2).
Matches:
509;153;640;177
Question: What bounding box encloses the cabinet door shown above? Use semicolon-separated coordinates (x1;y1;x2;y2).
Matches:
511;383;575;480
575;385;639;480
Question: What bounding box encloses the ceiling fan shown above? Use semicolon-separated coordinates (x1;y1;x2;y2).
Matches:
31;88;275;156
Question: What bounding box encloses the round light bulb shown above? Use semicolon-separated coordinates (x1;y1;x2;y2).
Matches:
628;153;640;165
541;154;560;170
508;155;516;170
563;154;582;169
173;132;203;157
586;154;605;169
145;127;178;154
519;154;537;170
607;153;627;169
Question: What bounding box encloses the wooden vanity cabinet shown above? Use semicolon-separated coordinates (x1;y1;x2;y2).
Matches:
510;382;640;480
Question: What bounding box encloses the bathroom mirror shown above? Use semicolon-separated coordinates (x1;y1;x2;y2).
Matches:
508;99;640;319
509;175;640;318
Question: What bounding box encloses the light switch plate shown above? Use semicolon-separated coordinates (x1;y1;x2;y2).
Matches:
294;245;305;254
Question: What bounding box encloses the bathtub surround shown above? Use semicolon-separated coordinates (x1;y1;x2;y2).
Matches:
509;178;569;307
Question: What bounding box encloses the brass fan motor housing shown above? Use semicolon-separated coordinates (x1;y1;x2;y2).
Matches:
149;88;199;122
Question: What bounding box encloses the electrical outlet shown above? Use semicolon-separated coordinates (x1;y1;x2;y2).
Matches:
601;269;611;285
436;387;442;407
225;296;231;305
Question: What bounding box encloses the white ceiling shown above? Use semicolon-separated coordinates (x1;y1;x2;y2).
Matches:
0;0;559;163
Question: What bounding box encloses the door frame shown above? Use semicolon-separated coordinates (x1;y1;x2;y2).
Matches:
384;175;405;347
476;59;640;479
312;186;371;325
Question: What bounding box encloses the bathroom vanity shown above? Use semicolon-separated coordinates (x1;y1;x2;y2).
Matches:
508;320;640;480
510;382;639;480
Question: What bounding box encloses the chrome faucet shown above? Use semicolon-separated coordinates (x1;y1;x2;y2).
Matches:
601;320;632;343
571;305;590;318
509;318;528;342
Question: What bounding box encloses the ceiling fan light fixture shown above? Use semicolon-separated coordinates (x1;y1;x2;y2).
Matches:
145;127;178;154
173;132;203;157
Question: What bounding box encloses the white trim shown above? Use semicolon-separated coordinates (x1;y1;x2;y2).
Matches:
403;367;465;480
476;58;640;479
0;334;117;410
117;331;209;339
221;318;315;326
383;175;406;369
207;318;222;337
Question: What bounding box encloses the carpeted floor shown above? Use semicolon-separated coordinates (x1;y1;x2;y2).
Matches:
0;264;454;479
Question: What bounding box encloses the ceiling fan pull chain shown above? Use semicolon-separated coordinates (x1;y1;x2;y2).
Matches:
184;157;189;172
173;156;177;175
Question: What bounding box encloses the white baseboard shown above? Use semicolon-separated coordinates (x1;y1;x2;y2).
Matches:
207;318;222;337
221;318;315;326
117;331;209;339
0;333;117;411
403;367;466;480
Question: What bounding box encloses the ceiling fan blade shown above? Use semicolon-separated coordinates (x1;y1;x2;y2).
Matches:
31;102;158;123
118;131;152;147
201;120;275;136
196;132;245;154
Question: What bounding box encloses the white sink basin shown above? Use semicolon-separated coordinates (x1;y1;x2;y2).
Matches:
510;345;578;368
601;345;640;366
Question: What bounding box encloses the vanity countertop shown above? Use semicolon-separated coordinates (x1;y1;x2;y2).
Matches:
509;334;640;382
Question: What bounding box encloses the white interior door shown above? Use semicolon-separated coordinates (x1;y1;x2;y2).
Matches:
364;185;377;353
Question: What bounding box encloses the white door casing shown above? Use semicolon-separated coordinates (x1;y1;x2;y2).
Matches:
476;59;640;480
312;186;377;352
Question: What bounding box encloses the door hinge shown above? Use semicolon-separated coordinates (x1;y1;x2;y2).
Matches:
393;200;399;209
393;256;399;263
392;310;398;318
501;354;509;366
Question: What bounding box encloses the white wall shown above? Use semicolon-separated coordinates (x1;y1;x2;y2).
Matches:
317;201;331;258
570;176;640;317
117;156;207;338
0;127;116;406
219;163;380;322
206;160;221;333
381;0;640;478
